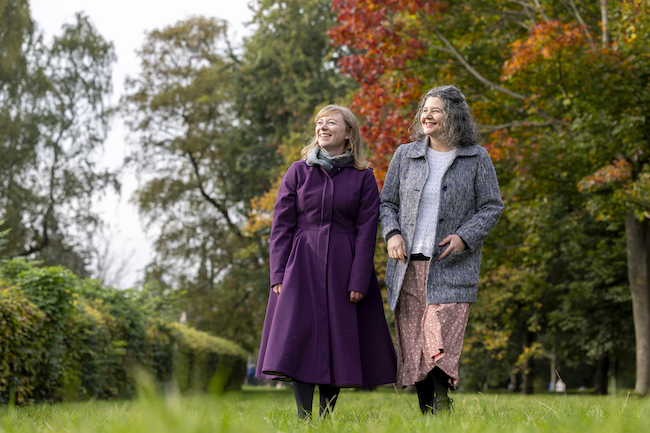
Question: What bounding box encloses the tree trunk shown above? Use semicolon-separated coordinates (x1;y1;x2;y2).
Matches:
600;0;610;46
549;350;556;392
609;355;618;395
521;330;534;395
594;354;608;395
625;211;650;395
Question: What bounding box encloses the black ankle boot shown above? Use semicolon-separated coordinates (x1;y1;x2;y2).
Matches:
434;396;454;413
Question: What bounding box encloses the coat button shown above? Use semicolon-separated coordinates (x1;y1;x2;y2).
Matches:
442;185;448;191
439;218;444;223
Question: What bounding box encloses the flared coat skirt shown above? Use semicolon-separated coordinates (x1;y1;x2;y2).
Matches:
256;230;397;386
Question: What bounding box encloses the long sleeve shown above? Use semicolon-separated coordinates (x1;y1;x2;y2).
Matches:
378;145;405;240
269;163;299;287
455;149;504;251
347;169;380;295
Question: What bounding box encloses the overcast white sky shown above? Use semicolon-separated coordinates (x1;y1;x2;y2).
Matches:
29;0;255;288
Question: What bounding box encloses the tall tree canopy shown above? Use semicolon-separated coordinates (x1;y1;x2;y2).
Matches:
0;4;117;275
330;0;647;393
123;0;353;349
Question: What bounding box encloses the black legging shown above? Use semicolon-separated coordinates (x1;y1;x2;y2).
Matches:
414;367;449;414
292;380;341;419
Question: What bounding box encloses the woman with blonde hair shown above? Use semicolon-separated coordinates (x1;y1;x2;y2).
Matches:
257;105;397;419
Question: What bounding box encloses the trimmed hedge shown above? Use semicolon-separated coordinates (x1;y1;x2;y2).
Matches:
0;282;46;404
0;259;247;404
170;323;247;394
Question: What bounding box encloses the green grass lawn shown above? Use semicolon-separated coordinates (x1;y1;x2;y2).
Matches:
1;386;648;433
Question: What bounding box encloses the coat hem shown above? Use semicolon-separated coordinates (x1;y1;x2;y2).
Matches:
427;291;477;305
258;368;396;388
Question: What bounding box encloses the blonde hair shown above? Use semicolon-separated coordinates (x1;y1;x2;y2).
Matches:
301;105;369;170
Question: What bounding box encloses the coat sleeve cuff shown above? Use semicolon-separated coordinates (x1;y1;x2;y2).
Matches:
385;229;401;242
270;272;284;288
381;220;401;240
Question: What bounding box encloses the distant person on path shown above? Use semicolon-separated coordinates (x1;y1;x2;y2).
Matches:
256;105;397;420
379;85;503;414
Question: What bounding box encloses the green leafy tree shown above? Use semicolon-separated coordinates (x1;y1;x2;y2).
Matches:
124;1;354;350
330;0;646;393
121;16;277;349
0;10;118;276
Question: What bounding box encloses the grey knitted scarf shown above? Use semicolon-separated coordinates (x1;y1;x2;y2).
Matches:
306;146;354;172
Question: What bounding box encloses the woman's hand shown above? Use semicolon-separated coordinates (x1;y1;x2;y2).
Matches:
438;234;466;260
272;283;282;295
349;291;365;303
387;234;407;263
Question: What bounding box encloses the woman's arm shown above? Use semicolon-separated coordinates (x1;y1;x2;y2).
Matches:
379;145;404;240
347;169;380;301
269;163;299;289
455;149;504;251
379;146;408;262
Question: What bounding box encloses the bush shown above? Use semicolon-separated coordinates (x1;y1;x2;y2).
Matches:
169;323;247;394
11;263;77;400
0;283;47;404
0;260;247;403
64;297;122;400
74;280;148;398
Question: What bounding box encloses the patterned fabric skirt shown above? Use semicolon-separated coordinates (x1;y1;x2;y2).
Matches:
394;260;470;389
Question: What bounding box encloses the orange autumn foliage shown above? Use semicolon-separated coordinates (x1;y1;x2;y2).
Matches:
329;0;446;184
578;159;634;192
502;20;587;80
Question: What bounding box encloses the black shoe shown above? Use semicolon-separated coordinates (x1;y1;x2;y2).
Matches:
434;396;454;413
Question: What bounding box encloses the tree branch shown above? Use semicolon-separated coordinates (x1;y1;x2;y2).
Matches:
480;119;556;132
600;0;610;46
430;26;528;101
15;131;64;258
224;37;242;65
566;0;597;52
428;25;565;126
531;0;550;22
186;151;243;238
429;45;453;54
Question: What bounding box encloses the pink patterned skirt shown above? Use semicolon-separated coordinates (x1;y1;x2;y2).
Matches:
394;260;470;389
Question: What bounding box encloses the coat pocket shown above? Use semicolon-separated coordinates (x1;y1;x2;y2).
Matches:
438;249;481;287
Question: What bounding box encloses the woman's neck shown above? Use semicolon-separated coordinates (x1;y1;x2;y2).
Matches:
320;144;346;157
427;135;452;152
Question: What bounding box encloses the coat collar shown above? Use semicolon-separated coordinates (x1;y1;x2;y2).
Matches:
406;137;481;159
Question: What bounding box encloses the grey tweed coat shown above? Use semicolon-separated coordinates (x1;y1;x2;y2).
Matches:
379;138;504;311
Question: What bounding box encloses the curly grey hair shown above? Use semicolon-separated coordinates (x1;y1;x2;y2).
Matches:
408;85;480;148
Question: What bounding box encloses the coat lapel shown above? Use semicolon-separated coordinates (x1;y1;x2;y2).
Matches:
406;138;429;159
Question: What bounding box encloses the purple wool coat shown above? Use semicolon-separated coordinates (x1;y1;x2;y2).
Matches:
256;160;397;387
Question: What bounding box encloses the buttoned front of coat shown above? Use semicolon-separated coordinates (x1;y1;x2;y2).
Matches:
379;139;504;311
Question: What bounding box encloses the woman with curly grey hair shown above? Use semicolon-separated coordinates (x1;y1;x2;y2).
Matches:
379;85;504;414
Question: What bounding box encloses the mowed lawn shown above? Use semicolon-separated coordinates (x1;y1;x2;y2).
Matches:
1;386;648;433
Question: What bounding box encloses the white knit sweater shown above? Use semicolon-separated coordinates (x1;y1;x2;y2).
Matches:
410;147;456;256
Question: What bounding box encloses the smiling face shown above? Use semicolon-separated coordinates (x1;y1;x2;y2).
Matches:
420;96;445;139
316;111;349;155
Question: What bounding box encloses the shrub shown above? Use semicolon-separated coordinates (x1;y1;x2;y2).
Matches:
170;323;247;394
64;297;122;400
0;283;46;404
75;280;148;398
12;264;77;400
0;260;247;403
